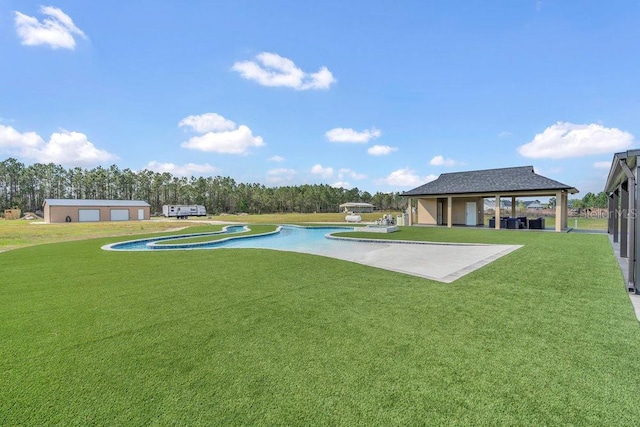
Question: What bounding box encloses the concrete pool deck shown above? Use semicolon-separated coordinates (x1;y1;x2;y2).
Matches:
294;238;521;283
208;223;522;282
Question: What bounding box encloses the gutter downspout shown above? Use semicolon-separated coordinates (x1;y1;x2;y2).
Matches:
620;159;636;292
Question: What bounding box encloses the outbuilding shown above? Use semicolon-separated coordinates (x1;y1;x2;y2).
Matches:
339;202;375;213
43;199;151;223
401;166;578;232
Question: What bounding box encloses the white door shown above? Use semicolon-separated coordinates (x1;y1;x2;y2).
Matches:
138;209;145;220
78;209;100;222
110;209;129;221
465;202;476;226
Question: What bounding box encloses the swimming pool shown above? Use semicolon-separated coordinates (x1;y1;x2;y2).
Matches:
102;224;522;283
102;225;354;252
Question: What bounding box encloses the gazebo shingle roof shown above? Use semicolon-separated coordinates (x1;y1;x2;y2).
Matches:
401;166;577;196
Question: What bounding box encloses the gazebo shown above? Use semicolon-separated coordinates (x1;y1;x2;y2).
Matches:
401;166;578;232
339;202;375;213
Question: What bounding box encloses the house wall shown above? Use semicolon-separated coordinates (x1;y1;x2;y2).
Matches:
416;196;483;225
416;198;438;225
451;197;483;225
44;204;151;223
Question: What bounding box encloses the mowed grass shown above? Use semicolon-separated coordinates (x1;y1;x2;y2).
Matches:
0;219;199;251
0;212;392;251
153;225;278;245
1;222;639;424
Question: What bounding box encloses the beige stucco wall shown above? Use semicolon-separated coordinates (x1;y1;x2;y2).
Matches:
44;204;150;223
414;196;483;226
416;198;438;225
451;197;483;225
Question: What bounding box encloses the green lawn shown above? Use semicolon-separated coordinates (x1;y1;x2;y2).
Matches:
0;219;195;252
153;225;278;245
1;224;639;425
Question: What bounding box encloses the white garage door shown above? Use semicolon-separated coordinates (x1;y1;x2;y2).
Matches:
110;209;130;221
78;209;100;222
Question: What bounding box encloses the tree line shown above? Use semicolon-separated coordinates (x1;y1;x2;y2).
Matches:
569;192;608;209
0;158;406;215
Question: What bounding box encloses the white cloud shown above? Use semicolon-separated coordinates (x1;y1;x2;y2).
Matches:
325;127;381;143
367;145;398;156
0;124;44;148
311;164;334;179
532;165;563;177
377;168;437;187
232;52;336;90
14;6;87;50
331;181;351;189
593;161;611;169
429;155;458;167
309;165;365;182
338;168;366;180
179;113;265;155
145;161;219;176
266;168;296;184
498;131;512;138
518;122;634;159
0;125;116;166
268;155;285;162
178;113;236;133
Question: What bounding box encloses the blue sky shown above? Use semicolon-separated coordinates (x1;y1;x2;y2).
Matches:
1;1;639;195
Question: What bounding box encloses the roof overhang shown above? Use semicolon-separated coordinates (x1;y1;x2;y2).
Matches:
402;188;578;198
605;150;640;193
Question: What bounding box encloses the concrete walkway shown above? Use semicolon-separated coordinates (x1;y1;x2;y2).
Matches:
299;237;521;283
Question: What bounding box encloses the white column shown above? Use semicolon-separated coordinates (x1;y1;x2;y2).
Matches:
447;196;453;228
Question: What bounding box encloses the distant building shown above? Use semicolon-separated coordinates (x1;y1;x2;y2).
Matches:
3;208;21;220
339;202;375;213
43;199;151;223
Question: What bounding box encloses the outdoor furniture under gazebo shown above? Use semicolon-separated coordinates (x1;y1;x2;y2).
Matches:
528;218;545;229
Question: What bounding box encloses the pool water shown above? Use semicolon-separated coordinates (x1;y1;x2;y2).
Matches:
104;225;354;252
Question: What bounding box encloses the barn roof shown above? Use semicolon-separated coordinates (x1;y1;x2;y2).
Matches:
44;199;150;207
